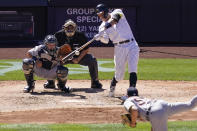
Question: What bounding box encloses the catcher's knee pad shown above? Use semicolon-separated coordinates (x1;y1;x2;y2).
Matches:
22;58;35;74
56;65;68;81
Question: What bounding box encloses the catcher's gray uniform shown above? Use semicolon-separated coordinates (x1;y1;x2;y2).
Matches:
22;35;70;93
28;45;59;79
124;95;197;131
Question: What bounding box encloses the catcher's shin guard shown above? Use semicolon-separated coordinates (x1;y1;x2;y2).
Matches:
56;65;71;93
109;77;118;97
44;80;55;89
23;74;35;93
56;65;72;93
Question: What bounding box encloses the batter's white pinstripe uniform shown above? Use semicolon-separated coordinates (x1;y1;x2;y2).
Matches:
98;9;140;81
124;95;197;131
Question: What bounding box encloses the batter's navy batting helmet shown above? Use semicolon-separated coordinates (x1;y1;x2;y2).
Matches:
127;87;138;97
95;4;109;18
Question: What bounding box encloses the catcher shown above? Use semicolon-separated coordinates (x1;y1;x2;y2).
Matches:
22;35;71;93
55;19;102;89
122;87;197;131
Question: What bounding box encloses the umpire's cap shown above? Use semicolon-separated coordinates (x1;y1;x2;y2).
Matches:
63;19;77;29
127;87;138;97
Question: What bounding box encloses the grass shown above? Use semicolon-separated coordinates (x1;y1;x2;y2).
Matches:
0;59;197;81
0;121;197;131
138;59;197;81
0;59;197;129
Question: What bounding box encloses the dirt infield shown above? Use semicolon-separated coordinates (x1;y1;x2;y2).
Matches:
0;80;197;124
0;46;197;124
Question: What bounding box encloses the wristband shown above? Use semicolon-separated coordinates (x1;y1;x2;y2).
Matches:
104;22;112;29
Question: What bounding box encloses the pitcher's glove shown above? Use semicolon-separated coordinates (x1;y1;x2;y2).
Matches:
121;114;131;127
121;113;137;128
58;44;72;58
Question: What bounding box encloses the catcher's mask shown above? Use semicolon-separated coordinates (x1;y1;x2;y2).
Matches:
127;87;138;97
63;19;77;37
95;3;109;19
44;35;57;55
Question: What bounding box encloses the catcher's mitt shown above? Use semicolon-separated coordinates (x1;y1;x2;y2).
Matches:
58;44;72;58
121;114;131;127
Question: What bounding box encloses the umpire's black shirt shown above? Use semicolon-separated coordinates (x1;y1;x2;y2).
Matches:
55;29;89;51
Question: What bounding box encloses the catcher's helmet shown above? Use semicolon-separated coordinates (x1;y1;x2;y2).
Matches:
44;35;57;44
127;87;138;97
95;4;109;18
44;35;57;55
62;19;77;37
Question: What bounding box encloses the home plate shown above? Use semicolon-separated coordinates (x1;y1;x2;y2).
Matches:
61;99;86;103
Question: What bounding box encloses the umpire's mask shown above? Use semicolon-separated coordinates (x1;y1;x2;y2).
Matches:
63;19;77;37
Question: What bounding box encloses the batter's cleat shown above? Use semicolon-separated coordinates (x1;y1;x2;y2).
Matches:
91;81;103;89
23;85;35;93
108;86;115;97
44;80;55;89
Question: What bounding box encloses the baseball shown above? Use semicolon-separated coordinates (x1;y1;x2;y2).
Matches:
75;50;80;55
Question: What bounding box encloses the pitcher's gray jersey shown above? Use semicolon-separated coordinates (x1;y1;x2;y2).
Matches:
28;45;59;79
124;95;197;131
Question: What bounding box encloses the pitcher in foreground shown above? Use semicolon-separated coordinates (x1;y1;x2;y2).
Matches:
122;87;197;131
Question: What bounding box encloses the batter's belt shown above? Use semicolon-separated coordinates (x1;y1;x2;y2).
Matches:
114;38;134;45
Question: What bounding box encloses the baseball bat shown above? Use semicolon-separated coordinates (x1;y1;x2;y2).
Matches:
61;37;96;63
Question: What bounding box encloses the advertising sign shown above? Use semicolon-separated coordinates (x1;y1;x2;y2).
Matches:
54;7;136;46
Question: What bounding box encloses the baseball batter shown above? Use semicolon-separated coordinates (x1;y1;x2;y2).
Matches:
95;4;140;97
123;87;197;131
22;35;71;93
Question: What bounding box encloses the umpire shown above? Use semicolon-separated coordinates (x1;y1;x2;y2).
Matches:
55;19;102;89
